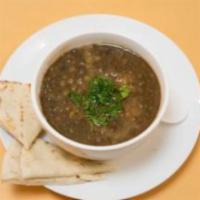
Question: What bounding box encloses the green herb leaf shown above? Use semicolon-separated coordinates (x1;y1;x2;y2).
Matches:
68;91;83;106
119;84;130;99
68;76;130;126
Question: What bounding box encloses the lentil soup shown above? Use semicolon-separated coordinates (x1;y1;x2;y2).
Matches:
40;44;161;146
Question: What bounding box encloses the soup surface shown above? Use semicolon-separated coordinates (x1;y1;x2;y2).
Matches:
40;44;161;146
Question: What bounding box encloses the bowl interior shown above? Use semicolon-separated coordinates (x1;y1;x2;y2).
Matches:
32;32;168;150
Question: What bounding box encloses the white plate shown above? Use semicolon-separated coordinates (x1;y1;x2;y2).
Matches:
0;15;200;200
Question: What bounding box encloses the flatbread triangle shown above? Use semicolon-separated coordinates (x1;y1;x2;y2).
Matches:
0;81;42;148
1;139;113;185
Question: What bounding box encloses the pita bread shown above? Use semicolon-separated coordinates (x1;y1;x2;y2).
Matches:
0;81;42;148
1;139;113;185
21;139;111;179
1;139;21;181
4;174;104;186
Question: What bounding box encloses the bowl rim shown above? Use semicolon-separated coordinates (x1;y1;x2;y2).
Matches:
31;32;169;152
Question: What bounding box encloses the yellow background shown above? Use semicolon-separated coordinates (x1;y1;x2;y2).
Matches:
0;0;199;199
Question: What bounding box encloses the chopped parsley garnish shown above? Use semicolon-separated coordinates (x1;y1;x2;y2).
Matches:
68;76;130;126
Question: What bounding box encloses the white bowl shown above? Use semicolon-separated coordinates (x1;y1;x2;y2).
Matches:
31;31;169;160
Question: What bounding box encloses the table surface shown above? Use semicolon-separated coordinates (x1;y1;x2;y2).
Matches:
0;0;199;199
